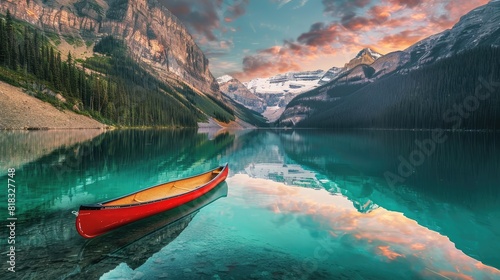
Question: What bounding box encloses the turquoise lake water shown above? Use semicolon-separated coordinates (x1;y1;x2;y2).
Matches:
0;129;499;279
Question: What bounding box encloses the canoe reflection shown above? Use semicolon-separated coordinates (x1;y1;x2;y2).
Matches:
72;182;228;279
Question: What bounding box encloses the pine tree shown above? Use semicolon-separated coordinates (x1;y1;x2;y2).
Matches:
0;19;5;65
6;10;17;70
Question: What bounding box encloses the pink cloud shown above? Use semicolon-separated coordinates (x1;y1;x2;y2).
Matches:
228;174;500;279
377;245;404;260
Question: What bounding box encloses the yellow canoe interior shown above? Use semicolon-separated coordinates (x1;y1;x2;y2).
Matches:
104;167;223;206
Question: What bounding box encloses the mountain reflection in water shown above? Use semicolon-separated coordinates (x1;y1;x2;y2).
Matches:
0;129;498;279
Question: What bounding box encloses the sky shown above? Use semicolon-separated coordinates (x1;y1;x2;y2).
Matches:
162;0;490;82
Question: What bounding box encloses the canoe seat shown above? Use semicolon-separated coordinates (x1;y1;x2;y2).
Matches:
213;170;221;174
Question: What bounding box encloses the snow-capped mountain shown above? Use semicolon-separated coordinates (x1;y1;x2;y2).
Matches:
403;0;500;70
220;48;384;122
318;48;382;85
245;69;325;95
243;70;325;122
216;75;234;84
319;67;344;84
217;75;266;114
278;0;500;128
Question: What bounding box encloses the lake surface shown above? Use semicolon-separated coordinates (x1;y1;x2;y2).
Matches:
0;129;499;279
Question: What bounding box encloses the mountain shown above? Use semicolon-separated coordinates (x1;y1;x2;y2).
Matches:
0;0;240;128
0;0;219;95
317;48;382;85
318;67;343;84
344;48;382;69
217;75;266;114
243;70;324;122
403;1;500;70
222;49;382;123
278;0;500;129
370;51;409;78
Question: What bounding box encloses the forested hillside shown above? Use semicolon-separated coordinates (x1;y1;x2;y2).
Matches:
0;12;235;128
282;47;500;130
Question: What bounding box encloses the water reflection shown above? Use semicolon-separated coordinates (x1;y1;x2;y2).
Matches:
0;129;234;217
0;129;498;279
275;130;500;269
73;183;228;279
0;129;234;279
230;174;500;279
0;129;104;176
9;178;227;279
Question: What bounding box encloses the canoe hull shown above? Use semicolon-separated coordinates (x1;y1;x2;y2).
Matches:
76;164;229;238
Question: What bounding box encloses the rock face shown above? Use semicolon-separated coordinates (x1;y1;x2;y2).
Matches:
370;51;409;78
217;75;266;113
344;48;382;70
0;0;220;95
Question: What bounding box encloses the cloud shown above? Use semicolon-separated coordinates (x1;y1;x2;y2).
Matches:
236;0;491;81
368;5;392;22
228;174;500;279
225;0;249;20
160;0;249;42
158;0;221;41
203;40;235;57
208;58;241;78
232;46;302;80
377;30;422;49
388;0;423;8
297;22;341;46
273;0;293;8
272;0;310;9
232;19;364;80
443;0;490;26
205;0;490;81
231;42;313;80
294;0;309;9
322;0;372;17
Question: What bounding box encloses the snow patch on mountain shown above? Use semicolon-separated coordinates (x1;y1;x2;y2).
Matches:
216;75;234;84
319;67;344;84
245;70;324;95
364;48;383;59
217;75;266;114
242;70;325;122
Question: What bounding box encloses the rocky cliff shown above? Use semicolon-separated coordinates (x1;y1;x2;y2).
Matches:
217;75;266;114
343;48;382;70
0;0;220;95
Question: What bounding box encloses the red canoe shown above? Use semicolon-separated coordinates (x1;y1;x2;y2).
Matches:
75;164;229;238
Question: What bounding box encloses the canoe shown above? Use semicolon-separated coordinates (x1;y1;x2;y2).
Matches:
75;164;229;238
78;183;228;273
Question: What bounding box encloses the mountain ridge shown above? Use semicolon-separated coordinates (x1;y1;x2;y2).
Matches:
277;0;500;129
0;0;220;96
0;5;239;128
344;48;383;69
217;75;266;114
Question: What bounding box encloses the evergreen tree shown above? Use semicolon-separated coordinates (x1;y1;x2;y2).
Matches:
0;19;6;65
